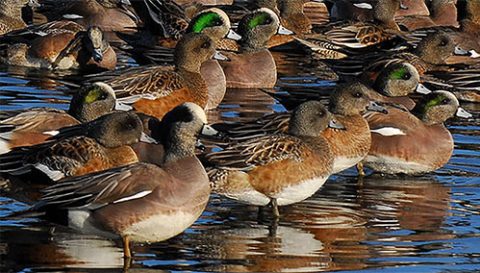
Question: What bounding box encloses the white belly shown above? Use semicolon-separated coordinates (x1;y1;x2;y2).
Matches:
122;211;201;243
274;176;329;206
333;156;364;173
363;155;433;174
224;189;271;206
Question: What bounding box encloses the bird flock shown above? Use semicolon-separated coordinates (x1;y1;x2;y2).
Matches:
0;0;478;261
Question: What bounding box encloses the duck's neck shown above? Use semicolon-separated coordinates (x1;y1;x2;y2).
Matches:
163;135;197;164
177;68;209;108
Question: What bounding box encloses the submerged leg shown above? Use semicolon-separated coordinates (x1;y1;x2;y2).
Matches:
356;162;365;176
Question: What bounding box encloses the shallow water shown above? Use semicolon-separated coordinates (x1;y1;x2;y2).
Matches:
0;49;479;273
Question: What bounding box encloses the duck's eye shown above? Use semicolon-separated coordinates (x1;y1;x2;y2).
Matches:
318;110;325;117
214;20;222;26
402;73;411;80
99;93;107;100
264;18;272;25
439;38;448;46
442;98;450;104
353;92;363;98
201;41;211;49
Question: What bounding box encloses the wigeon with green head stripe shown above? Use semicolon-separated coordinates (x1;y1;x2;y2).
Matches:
363;90;472;175
219;8;294;88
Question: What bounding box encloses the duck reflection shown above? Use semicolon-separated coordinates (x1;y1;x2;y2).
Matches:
0;176;452;272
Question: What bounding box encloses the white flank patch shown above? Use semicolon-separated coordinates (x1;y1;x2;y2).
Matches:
113;190;152;204
68;210;118;239
33;163;65;181
353;3;373;9
0;139;10;155
371;127;406;136
114;102;133;111
333;156;364;173
274;176;328;206
363;155;433;174
123;211;198;242
43;130;59;136
62;14;84;19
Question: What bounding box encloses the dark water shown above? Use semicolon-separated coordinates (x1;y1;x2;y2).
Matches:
0;50;479;273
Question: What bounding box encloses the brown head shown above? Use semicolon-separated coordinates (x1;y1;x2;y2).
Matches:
84;26;110;63
288;101;344;137
412;90;471;125
374;62;420;97
329;81;387;116
174;32;217;73
278;0;312;33
86;112;144;148
415;31;455;64
68;82;116;123
374;0;405;24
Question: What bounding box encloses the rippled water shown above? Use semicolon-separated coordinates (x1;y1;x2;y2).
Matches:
0;49;479;273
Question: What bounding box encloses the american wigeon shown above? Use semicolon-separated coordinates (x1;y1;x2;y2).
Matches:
220;81;389;174
123;8;240;109
207;101;340;217
0;82;116;154
25;102;216;258
219;8;293;88
338;31;458;77
0;0;38;35
0;21;117;71
397;0;459;30
33;0;138;32
311;0;406;49
359;61;424;110
96;33;226;119
0;111;153;181
363;90;473;174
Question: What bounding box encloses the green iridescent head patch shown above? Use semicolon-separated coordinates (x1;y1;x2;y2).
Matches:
247;12;271;30
189;12;223;33
389;67;408;80
84;86;103;104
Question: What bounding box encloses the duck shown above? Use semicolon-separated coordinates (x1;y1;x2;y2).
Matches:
0;0;38;35
23;102;217;258
363;90;473;174
0;21;117;71
93;32;226;119
308;0;407;50
32;0;139;32
219;8;293;88
217;81;389;175
396;0;459;30
0;82;116;155
136;7;241;109
0;111;155;182
206;101;339;217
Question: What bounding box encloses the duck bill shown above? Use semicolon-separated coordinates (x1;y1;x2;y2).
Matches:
140;132;158;144
213;51;229;61
277;25;294;35
28;0;41;8
226;29;242;41
201;124;220;137
366;101;388;114
92;48;103;62
328;118;346;130
454;46;469;56
120;0;131;5
456;107;473;118
400;1;408;10
415;83;432;94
